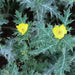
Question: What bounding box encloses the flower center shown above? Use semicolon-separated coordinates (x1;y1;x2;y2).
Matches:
58;31;61;34
22;28;24;31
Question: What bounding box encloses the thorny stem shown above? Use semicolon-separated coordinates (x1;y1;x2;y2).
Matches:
60;48;66;75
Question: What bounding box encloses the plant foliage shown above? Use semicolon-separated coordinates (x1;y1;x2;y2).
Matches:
0;0;75;75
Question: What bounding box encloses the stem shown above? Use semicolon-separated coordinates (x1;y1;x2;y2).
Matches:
60;48;66;75
1;27;16;31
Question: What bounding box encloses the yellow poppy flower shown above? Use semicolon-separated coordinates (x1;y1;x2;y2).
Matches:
16;23;28;35
53;24;67;39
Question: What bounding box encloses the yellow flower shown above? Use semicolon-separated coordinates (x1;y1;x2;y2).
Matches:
16;23;28;35
53;24;67;39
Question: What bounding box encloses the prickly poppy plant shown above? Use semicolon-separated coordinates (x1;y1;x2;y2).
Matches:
0;0;75;75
